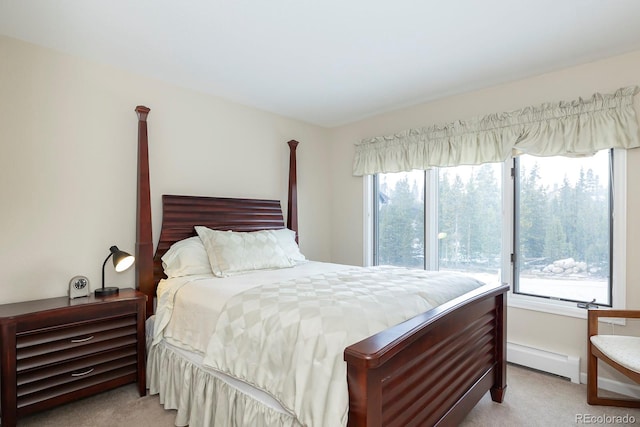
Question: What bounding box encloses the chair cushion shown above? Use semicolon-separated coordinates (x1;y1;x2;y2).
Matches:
591;335;640;373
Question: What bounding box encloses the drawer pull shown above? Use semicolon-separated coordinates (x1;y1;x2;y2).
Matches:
70;335;94;343
71;368;94;377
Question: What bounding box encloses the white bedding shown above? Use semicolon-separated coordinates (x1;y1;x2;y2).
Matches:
151;261;486;427
146;316;286;413
154;262;353;354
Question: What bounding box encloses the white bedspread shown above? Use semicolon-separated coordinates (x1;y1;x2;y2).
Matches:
153;262;353;353
153;262;485;427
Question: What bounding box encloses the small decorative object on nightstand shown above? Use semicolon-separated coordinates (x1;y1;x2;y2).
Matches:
96;245;135;297
69;275;90;299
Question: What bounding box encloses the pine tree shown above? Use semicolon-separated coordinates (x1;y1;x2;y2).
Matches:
378;175;423;267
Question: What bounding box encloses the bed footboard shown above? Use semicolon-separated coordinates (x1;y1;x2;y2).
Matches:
344;283;508;427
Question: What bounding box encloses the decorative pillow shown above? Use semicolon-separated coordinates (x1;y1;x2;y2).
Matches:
269;228;306;263
195;226;296;277
161;236;213;278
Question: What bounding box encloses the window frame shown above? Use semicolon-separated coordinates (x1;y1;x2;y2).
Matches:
364;149;627;319
504;149;627;319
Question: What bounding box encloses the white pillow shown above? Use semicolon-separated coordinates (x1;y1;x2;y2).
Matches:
161;236;213;278
195;226;295;277
269;228;306;263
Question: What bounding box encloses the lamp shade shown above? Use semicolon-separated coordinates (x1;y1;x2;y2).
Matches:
112;247;135;272
96;245;135;297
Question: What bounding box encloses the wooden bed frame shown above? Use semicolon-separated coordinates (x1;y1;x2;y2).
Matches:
133;106;508;426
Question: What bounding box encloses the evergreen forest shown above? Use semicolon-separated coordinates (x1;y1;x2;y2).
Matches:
377;159;610;279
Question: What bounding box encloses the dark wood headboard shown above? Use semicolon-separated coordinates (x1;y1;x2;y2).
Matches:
134;106;300;315
151;195;286;287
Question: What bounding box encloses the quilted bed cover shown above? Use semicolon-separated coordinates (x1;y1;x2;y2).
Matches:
153;262;486;427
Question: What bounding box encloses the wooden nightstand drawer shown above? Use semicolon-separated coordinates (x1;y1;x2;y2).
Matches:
16;316;137;369
16;316;137;350
0;289;146;427
18;346;138;387
18;355;137;410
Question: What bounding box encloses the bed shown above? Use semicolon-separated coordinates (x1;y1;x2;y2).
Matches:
133;106;508;426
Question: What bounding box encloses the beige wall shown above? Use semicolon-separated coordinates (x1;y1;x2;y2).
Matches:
0;35;332;303
329;50;640;381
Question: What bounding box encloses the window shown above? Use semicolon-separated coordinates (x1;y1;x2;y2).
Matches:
373;162;503;285
374;170;424;268
513;150;612;306
370;149;626;317
438;164;502;284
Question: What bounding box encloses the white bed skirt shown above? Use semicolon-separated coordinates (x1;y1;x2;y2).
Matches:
147;331;301;426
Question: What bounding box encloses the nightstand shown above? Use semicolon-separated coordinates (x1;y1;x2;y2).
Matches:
0;288;146;427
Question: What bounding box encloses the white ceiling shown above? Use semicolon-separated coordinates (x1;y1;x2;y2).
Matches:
2;1;640;127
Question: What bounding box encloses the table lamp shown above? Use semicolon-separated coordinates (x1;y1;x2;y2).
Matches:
96;245;135;296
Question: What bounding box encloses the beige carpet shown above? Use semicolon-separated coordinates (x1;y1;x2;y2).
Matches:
460;365;640;427
17;364;640;426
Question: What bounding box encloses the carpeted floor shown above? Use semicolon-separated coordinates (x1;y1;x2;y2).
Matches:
460;365;640;427
17;364;640;426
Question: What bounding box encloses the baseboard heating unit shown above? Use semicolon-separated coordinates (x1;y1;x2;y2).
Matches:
507;342;580;383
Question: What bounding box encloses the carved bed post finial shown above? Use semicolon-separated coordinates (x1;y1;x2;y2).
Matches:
135;105;153;316
287;140;299;243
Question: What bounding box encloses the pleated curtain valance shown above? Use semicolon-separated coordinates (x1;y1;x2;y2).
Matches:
353;86;640;176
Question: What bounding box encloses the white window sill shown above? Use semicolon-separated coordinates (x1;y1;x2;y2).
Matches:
508;293;588;318
508;293;625;325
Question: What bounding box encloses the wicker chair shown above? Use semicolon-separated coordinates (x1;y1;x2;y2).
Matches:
588;309;640;407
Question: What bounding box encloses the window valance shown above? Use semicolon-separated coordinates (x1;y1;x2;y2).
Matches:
353;86;640;176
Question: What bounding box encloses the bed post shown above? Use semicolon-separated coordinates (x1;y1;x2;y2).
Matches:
135;105;153;316
490;291;508;402
287;140;299;243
